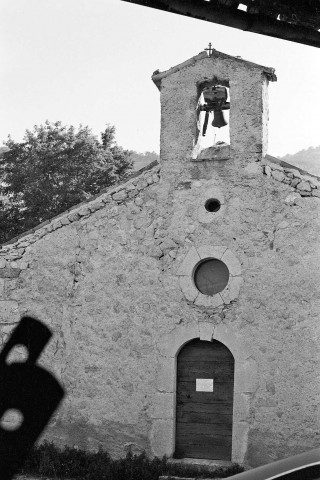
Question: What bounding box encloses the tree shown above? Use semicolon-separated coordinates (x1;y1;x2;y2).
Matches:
0;146;9;159
0;121;133;243
0;199;22;244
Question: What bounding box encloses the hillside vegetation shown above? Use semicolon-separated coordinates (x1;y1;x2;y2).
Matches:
131;151;159;171
280;145;320;177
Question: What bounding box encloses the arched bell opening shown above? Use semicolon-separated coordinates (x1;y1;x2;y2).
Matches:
193;79;231;157
174;338;234;460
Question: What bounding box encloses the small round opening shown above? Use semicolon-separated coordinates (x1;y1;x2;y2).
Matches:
194;259;229;296
205;198;221;213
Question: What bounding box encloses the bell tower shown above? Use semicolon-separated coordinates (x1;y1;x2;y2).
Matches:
152;48;276;183
150;50;278;464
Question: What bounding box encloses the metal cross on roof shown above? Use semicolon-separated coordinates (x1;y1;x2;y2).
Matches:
205;42;214;55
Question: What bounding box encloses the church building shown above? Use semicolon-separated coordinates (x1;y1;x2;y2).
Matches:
0;48;320;468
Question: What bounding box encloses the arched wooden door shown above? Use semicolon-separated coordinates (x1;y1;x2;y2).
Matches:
175;339;234;460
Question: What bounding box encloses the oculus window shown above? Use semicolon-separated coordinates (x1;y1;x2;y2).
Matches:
194;259;229;296
178;245;242;306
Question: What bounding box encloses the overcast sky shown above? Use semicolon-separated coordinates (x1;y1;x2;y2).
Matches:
1;0;320;157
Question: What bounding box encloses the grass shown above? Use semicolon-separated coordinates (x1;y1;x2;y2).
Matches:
19;442;244;480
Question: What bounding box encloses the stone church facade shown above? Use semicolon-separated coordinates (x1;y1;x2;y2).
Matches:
0;49;320;467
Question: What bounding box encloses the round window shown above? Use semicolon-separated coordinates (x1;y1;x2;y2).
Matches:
194;259;229;296
205;198;221;212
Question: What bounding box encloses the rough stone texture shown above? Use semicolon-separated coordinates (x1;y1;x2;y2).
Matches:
0;50;320;468
297;180;312;192
0;259;7;269
265;165;272;177
262;156;320;199
271;170;285;182
178;245;242;307
0;301;20;325
155;51;272;185
197;143;230;161
0;268;21;278
284;192;301;206
112;190;127;202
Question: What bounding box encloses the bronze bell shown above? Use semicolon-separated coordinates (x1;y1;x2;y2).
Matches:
201;85;230;134
212;110;228;128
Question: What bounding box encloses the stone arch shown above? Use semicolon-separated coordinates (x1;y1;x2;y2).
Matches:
151;320;257;463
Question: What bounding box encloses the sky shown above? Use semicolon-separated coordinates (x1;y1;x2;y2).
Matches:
1;0;320;157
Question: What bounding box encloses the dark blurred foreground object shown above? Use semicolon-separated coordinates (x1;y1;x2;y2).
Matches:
0;317;64;480
229;447;320;480
122;0;320;49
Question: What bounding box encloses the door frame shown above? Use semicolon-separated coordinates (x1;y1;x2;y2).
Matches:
151;321;257;464
175;338;235;460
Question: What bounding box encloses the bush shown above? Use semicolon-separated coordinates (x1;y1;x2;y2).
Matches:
20;442;244;480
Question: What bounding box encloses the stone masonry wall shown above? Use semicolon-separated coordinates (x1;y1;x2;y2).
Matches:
0;153;320;465
150;52;320;467
0;163;163;455
153;51;275;185
1;52;319;467
262;155;320;200
158;157;320;467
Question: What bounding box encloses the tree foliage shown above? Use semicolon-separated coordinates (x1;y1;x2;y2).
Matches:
0;121;133;243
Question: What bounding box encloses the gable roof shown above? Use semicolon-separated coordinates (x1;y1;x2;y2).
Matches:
266;154;320;179
1;153;320;263
152;49;277;90
0;160;159;249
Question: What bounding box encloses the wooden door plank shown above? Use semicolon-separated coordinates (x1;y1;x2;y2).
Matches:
178;368;234;379
177;411;233;424
177;386;233;402
177;402;233;414
176;339;234;460
176;434;232;447
178;365;234;381
176;423;232;436
178;360;234;369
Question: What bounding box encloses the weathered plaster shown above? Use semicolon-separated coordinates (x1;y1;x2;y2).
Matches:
153;50;276;186
197;186;225;224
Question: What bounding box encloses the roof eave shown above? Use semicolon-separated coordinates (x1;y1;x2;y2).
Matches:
152;51;207;90
152;49;276;91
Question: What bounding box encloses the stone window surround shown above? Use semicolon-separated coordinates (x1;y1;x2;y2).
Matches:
177;245;242;307
151;320;257;464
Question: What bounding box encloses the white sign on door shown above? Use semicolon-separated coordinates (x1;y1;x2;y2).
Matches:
196;378;214;392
